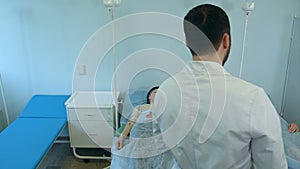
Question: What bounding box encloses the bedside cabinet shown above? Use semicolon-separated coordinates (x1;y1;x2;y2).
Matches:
65;91;119;159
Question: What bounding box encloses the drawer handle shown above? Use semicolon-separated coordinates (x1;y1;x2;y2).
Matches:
88;133;98;136
86;114;96;117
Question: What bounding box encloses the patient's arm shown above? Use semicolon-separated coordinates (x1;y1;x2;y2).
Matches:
288;123;299;133
116;121;135;149
116;107;141;149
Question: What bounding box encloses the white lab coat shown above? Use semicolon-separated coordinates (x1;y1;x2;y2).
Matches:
152;61;287;169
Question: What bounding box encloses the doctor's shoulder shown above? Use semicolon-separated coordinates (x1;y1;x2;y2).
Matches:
228;75;265;94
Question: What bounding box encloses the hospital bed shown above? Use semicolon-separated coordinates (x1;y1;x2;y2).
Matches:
0;95;70;169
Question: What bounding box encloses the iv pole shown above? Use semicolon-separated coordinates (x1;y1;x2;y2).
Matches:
103;0;121;131
280;17;296;117
239;1;255;78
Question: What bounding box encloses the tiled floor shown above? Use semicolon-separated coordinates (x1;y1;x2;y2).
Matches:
37;143;111;169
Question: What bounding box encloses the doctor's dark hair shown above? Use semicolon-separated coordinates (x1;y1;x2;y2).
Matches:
184;4;231;56
147;86;159;104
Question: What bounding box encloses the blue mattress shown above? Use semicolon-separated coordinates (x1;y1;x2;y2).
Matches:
0;117;66;169
0;94;70;169
19;95;70;119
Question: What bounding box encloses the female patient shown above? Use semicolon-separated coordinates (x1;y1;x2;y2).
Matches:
116;86;159;149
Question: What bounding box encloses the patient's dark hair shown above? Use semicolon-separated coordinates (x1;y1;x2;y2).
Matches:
147;86;159;104
184;4;231;57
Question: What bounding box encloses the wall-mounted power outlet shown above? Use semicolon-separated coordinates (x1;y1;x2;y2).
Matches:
78;64;86;75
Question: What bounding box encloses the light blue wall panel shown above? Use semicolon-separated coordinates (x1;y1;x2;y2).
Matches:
0;0;299;121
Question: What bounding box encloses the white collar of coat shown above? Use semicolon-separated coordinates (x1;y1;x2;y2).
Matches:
185;61;230;76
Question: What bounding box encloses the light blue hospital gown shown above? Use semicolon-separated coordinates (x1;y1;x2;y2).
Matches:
280;117;300;161
110;109;175;169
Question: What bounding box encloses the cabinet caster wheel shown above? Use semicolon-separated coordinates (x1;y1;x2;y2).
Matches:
83;159;90;163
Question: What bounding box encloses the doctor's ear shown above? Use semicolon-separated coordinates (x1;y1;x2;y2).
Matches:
222;33;230;49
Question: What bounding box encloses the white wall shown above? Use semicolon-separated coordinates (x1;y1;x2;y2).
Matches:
0;0;299;122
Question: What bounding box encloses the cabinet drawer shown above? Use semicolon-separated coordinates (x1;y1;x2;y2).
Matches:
68;120;114;148
67;108;113;121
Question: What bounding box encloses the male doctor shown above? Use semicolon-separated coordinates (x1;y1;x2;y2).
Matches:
152;4;287;169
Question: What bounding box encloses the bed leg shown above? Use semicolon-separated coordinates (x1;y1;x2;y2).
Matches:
72;147;112;160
